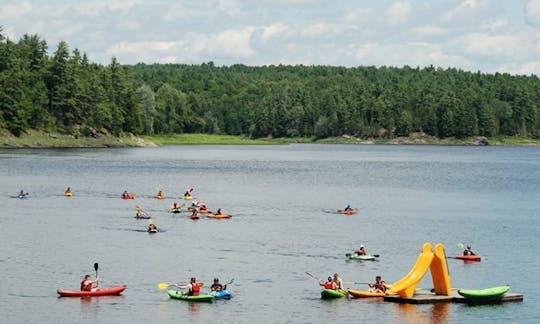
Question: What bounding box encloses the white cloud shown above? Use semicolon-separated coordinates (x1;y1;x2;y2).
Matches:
512;61;540;75
462;33;527;58
443;0;489;21
343;8;373;24
261;23;288;41
386;1;412;25
107;41;177;55
189;28;256;58
0;1;32;20
480;19;508;31
526;0;540;26
411;25;449;37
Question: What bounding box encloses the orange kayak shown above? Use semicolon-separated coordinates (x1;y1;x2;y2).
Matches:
208;214;231;219
337;208;357;215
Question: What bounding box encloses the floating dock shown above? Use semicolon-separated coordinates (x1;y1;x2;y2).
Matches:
384;289;523;305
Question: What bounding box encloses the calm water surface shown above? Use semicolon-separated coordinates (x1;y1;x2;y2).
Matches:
1;144;539;323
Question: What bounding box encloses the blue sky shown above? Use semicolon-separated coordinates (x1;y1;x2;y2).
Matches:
1;0;539;75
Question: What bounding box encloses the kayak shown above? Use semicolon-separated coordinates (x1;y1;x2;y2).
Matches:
167;289;213;302
455;255;481;261
135;213;151;219
171;209;181;214
148;229;158;233
199;208;209;214
184;195;193;200
155;195;165;200
337;208;357;215
321;289;348;299
57;285;127;297
208;214;231;219
210;290;232;299
64;192;72;197
347;289;385;298
122;195;135;200
345;253;376;261
458;286;510;300
190;214;200;220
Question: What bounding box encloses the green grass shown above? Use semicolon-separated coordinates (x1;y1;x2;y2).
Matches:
487;136;540;146
1;131;144;148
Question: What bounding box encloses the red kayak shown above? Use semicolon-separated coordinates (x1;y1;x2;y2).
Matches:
455;255;481;261
57;285;127;297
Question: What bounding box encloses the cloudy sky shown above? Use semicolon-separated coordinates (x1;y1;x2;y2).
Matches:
1;0;539;75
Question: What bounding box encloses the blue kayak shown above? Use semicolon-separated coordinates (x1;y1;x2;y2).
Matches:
210;290;232;299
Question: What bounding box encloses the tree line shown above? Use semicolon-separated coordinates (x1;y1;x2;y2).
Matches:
2;30;539;139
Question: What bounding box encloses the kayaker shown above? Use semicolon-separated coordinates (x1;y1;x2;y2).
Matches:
148;223;157;232
80;274;99;291
172;202;179;209
190;209;199;219
319;276;336;290
187;277;200;296
184;190;191;198
18;190;29;198
332;273;344;290
135;205;144;218
344;204;352;211
216;208;222;215
122;190;130;199
64;187;72;195
211;278;226;291
156;190;164;198
463;245;475;256
368;276;387;293
355;245;367;255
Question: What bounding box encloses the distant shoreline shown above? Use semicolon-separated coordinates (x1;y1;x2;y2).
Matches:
1;132;539;148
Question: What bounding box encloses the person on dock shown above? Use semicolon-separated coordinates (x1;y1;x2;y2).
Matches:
368;276;387;293
355;244;367;256
319;276;336;290
80;274;99;291
332;273;344;290
211;278;226;291
187;277;200;296
463;245;475;256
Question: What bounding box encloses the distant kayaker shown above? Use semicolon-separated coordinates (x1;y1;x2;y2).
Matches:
368;276;387;293
355;244;367;255
64;187;72;195
332;273;344;290
156;190;164;198
184;190;191;198
190;209;199;219
18;190;29;198
122;190;130;199
344;204;352;211
148;223;157;233
463;245;475;256
80;274;99;291
211;278;226;291
216;208;222;215
319;276;336;290
187;277;200;296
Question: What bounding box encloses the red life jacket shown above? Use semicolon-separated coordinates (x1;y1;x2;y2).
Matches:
191;283;200;296
80;279;91;291
324;282;334;289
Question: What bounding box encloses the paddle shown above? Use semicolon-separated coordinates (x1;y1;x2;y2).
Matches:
158;281;204;289
345;253;380;257
94;262;99;288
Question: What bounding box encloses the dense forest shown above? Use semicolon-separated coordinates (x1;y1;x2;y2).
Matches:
1;30;539;139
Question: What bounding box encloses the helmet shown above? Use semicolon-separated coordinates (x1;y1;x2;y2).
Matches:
214;278;219;282
467;245;471;249
360;245;364;248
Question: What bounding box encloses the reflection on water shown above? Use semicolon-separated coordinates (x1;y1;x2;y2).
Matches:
392;302;450;324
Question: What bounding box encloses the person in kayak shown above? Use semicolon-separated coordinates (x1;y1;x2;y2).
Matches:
332;273;344;290
344;204;352;211
190;209;199;219
211;278;226;291
148;223;157;232
18;190;29;198
355;244;367;255
184;190;191;198
187;277;200;296
80;274;99;291
319;276;336;290
122;190;130;199
463;245;475;256
64;187;72;195
172;202;180;209
156;190;164;198
368;276;387;293
216;208;222;215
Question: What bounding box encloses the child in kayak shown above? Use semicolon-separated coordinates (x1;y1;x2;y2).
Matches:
211;278;227;291
368;276;387;293
463;245;475;255
355;245;367;255
80;274;99;291
319;276;336;290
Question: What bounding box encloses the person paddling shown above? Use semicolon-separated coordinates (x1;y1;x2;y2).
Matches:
18;190;29;198
122;190;130;199
368;276;387;293
186;277;200;296
355;244;367;256
148;223;157;233
64;187;72;196
211;278;226;291
319;276;336;290
80;274;99;291
463;245;475;256
344;204;352;211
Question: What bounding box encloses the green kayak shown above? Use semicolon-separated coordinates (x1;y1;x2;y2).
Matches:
167;289;213;302
321;289;348;299
345;253;377;261
458;286;510;300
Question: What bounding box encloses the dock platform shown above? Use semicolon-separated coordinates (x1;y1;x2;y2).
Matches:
383;290;523;305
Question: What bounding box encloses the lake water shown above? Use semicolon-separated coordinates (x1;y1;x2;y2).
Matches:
1;144;539;323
